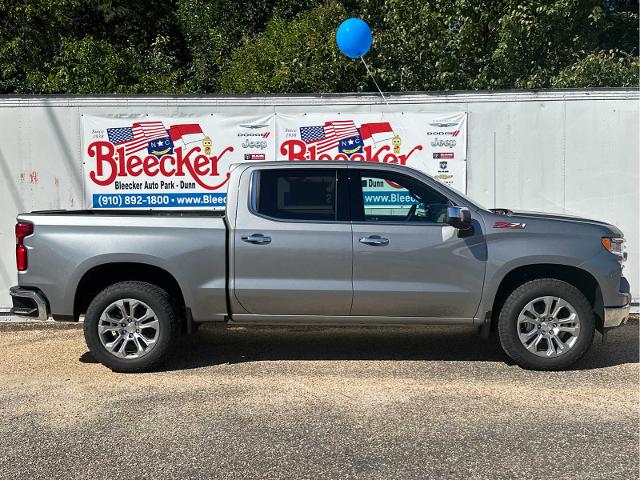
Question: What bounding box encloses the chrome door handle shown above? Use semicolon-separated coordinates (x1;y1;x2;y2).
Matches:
241;234;272;244
359;235;389;246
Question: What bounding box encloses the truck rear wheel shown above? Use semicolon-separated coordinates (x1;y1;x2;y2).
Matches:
497;278;595;370
83;281;178;373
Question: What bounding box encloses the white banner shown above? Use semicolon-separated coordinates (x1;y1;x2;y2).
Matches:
82;114;275;209
81;112;466;209
275;112;467;192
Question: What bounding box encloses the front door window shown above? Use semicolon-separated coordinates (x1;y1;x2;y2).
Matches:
354;170;452;224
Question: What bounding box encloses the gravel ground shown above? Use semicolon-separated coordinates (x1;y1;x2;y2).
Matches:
0;318;637;480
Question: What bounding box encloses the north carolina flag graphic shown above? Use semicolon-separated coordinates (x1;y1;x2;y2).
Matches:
338;135;364;156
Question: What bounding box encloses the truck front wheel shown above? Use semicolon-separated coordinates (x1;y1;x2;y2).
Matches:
83;281;178;372
497;278;595;370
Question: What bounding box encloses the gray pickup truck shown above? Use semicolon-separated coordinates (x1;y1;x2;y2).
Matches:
10;161;631;372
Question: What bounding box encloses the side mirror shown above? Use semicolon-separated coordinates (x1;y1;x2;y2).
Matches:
446;206;472;229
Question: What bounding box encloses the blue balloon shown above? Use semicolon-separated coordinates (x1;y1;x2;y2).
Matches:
336;18;372;58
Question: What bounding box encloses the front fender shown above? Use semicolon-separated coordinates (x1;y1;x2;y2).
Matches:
477;254;588;322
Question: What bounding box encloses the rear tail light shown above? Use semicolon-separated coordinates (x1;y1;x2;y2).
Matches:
15;222;33;271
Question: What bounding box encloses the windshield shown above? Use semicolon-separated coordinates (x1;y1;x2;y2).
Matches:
446;184;490;211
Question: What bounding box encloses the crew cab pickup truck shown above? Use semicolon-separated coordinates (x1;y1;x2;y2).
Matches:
10;161;631;372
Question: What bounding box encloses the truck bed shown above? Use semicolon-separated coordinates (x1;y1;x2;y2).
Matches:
16;210;228;322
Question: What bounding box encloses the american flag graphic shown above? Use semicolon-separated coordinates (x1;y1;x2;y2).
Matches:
300;120;359;153
107;121;168;155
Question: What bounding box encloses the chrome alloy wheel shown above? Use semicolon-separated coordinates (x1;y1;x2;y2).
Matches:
98;299;159;359
517;296;580;358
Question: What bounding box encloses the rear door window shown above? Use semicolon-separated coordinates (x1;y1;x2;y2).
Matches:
255;169;342;221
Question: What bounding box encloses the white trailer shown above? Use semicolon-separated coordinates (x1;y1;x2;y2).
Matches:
0;89;638;309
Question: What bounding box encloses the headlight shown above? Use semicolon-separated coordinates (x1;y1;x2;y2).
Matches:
601;237;627;262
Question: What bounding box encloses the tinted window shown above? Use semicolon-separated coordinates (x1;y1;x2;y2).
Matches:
256;169;337;221
355;170;451;223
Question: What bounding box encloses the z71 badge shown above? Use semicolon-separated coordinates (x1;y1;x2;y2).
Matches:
494;221;526;229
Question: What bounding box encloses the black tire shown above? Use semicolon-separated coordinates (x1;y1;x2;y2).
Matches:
497;278;595;371
84;281;178;373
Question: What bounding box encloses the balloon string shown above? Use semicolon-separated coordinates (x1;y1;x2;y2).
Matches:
360;56;390;108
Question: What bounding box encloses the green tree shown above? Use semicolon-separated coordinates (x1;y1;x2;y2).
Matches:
221;0;638;93
219;2;365;93
0;0;637;94
176;0;324;92
0;0;185;94
474;1;634;88
39;35;185;94
552;50;639;87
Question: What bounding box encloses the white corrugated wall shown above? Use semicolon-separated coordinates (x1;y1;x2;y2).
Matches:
0;90;637;309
